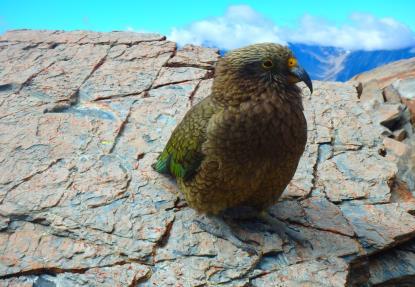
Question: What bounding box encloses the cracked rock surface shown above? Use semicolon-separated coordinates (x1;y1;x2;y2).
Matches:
0;30;415;286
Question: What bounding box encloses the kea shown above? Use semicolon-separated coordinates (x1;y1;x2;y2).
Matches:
153;43;313;254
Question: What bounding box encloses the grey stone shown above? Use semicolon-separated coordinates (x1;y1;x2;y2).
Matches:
0;30;415;286
340;203;415;254
393;77;415;100
351;57;415;89
393;128;407;141
79;42;175;101
383;84;402;103
167;44;219;69
251;258;349;287
318;150;396;203
368;241;415;286
152;66;209;88
359;79;384;104
377;103;407;131
0;29;165;45
383;137;410;157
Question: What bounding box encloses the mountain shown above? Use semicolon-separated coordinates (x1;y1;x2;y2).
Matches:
219;44;415;82
288;43;415;81
335;48;415;81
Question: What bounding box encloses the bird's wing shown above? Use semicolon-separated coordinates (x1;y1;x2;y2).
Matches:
152;96;217;181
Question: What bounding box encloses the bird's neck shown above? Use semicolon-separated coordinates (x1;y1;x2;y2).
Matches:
211;75;303;111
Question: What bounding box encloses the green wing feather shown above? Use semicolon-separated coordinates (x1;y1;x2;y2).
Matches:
152;96;216;181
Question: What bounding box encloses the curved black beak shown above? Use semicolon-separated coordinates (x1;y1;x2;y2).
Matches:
290;66;313;94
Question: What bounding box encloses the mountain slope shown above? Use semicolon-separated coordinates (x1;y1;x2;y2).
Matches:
336;47;415;81
289;43;415;81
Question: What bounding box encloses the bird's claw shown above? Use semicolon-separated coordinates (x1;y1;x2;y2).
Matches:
195;216;260;256
259;211;313;250
283;226;314;250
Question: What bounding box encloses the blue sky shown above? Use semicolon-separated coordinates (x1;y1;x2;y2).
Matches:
1;0;415;50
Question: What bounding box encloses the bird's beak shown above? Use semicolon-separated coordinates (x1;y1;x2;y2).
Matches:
289;66;313;94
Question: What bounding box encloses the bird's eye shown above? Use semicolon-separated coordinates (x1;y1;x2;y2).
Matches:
262;60;273;68
288;57;297;68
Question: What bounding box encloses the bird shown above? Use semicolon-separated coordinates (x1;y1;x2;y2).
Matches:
153;43;313;254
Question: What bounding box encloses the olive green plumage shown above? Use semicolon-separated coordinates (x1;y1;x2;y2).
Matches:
153;43;312;215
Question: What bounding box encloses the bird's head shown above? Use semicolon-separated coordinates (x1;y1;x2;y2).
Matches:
212;43;312;104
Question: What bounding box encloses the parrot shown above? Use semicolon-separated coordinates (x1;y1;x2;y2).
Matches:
153;43;313;254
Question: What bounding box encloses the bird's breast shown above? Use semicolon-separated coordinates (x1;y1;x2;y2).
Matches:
208;93;307;164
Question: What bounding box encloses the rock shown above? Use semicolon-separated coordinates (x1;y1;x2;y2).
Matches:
0;277;35;287
79;41;176;101
395;138;415;195
152;66;209;88
382;84;402;103
0;30;415;286
389;179;415;213
49;263;150;287
393;128;407;141
251;258;349;287
0;215;9;231
0;222;128;276
192;78;214;105
300;197;355;236
351;57;415;89
340;203;415;254
394;77;415;127
402;97;415;124
377;103;405;130
351;58;415;133
0;263;151;287
0;29;165;45
367;240;415;286
269;197;355;237
358;79;384;104
317;150;396;203
166;44;219;69
393;77;415;100
380;127;394;138
383;137;410;157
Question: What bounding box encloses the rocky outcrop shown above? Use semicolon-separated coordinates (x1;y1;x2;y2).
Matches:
0;30;414;286
350;58;415;195
352;58;415;131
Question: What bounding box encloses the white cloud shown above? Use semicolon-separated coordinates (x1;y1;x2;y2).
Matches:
284;13;415;50
125;26;151;33
168;5;415;51
169;5;286;50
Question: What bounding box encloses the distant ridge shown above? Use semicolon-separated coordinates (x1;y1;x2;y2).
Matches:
217;43;415;82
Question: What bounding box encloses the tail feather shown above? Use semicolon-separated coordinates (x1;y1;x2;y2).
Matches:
152;152;171;175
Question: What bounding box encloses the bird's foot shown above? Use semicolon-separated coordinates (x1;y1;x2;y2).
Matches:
259;211;313;249
195;215;260;255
